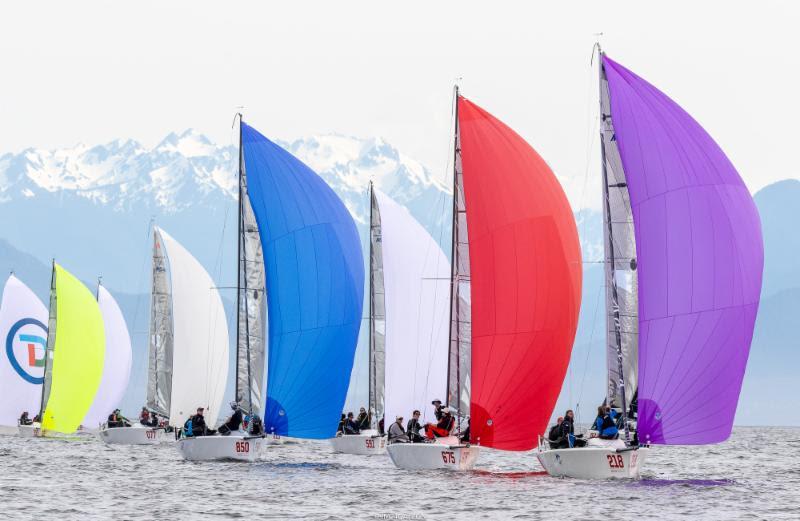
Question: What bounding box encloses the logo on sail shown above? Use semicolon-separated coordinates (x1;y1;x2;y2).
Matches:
5;318;48;384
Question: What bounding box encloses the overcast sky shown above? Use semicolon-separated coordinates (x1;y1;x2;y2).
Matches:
1;1;797;210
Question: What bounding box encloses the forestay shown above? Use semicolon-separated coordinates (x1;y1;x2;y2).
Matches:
241;122;364;439
603;55;763;445
376;190;450;426
83;285;132;428
0;275;48;427
157;227;229;428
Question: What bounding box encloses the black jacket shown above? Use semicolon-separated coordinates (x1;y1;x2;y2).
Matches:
191;414;208;434
356;412;370;430
225;409;243;431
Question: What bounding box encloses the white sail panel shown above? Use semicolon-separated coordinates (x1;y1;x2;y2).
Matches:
157;227;229;427
83;285;133;428
376;191;450;426
0;275;48;428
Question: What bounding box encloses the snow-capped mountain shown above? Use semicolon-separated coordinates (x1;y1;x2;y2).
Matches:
0;130;453;293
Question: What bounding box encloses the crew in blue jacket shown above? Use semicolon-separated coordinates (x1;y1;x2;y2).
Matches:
594;405;619;439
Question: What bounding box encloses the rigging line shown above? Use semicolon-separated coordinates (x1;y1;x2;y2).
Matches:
575;282;605;428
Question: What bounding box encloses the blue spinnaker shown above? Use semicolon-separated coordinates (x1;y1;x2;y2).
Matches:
242;123;364;439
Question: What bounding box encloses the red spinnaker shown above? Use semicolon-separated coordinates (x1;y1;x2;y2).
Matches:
459;97;581;451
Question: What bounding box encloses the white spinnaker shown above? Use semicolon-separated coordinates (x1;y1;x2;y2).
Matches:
0;275;48;428
83;285;133;428
157;227;229;427
376;191;450;426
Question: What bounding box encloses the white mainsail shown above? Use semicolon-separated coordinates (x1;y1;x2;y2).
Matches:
0;275;48;427
156;227;229;427
376;190;450;426
83;285;133;428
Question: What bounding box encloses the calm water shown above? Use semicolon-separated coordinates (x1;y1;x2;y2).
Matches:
0;427;797;520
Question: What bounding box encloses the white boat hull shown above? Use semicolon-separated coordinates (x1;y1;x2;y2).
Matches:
177;434;264;462
99;426;164;445
536;438;648;479
17;423;41;438
330;431;386;455
264;433;301;445
387;436;479;471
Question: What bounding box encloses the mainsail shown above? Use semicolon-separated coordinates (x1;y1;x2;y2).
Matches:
457;95;582;451
368;184;386;428
376;189;450;426
41;264;106;434
0;275;48;427
236;121;267;416
241;122;364;439
447;100;472;418
146;229;173;418
602;55;763;445
599;59;639;412
83;285;132;428
156;227;229;427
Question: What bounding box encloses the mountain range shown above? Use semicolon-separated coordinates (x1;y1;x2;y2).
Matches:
0;133;796;425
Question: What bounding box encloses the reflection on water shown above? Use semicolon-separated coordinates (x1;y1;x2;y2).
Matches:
0;427;797;520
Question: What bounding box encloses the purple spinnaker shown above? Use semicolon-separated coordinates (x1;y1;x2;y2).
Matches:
603;56;763;445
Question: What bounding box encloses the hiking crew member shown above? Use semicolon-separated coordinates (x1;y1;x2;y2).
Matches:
594;405;619;439
548;416;564;445
406;410;424;443
107;409;130;428
18;411;32;426
355;407;370;431
140;408;158;427
337;414;346;435
425;407;455;439
459;418;471;443
185;407;215;437
431;399;444;421
219;402;244;435
343;412;360;435
387;416;407;443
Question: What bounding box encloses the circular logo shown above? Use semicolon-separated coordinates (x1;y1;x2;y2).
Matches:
6;318;48;384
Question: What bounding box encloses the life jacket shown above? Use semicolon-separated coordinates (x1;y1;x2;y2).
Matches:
183;418;193;437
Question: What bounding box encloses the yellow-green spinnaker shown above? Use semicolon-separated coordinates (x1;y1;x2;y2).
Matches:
41;264;105;434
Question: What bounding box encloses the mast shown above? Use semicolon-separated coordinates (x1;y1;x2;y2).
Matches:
236;113;254;416
598;48;631;444
446;84;461;419
38;260;56;421
367;181;375;428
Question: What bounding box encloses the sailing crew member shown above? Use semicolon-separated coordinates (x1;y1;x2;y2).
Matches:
187;407;215;436
548;416;564;443
594;405;619;439
107;409;130;428
425;406;455;439
387;416;407;443
406;410;424;443
139;407;158;427
355;407;370;431
337;414;346;435
556;410;577;448
219;402;244;435
343;412;360;435
431;399;444;421
18;411;32;426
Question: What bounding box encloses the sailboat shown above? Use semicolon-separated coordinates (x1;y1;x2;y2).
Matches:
27;263;106;438
388;90;582;470
178;117;364;461
84;282;132;431
0;275;48;437
102;226;229;446
536;50;764;479
330;184;449;455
